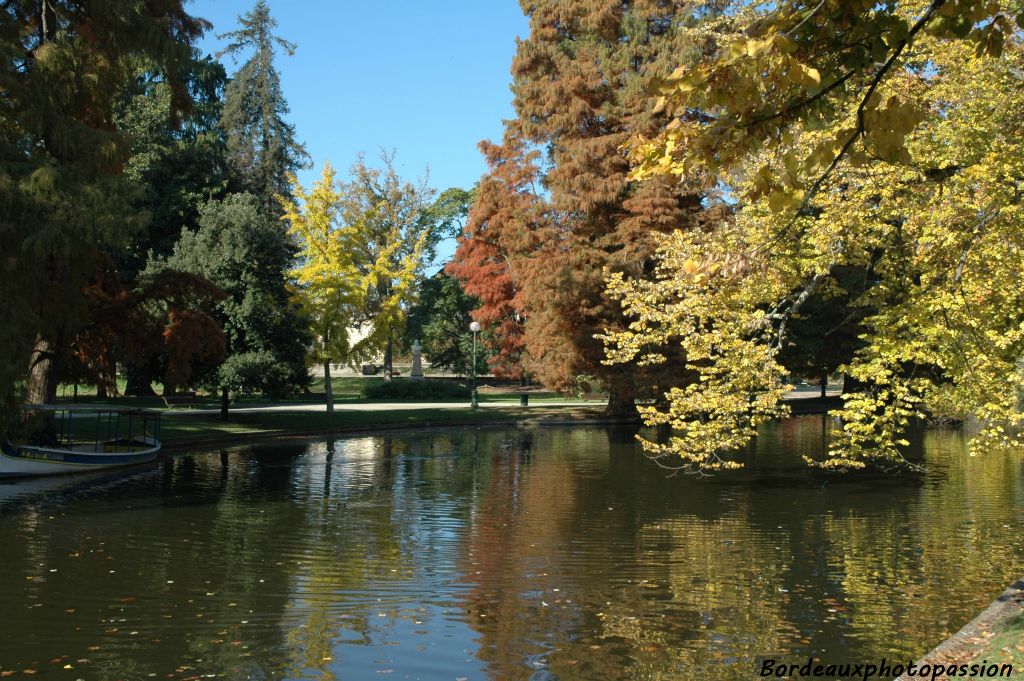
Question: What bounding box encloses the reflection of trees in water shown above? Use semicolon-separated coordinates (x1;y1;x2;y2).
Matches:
1;421;1020;679
456;428;583;679
0;452;304;678
276;435;415;679
450;422;1024;679
818;428;1024;657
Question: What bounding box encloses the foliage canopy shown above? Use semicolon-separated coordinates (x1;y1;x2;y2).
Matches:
607;2;1024;472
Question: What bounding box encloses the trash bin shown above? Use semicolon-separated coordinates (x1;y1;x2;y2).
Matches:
520;393;529;406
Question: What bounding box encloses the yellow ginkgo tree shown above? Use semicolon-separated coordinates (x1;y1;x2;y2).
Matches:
604;32;1024;473
280;160;428;413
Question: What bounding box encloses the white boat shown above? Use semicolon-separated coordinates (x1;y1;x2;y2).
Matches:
0;406;161;478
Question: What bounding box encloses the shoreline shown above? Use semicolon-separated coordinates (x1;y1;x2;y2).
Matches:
897;579;1024;680
159;412;622;453
153;393;842;452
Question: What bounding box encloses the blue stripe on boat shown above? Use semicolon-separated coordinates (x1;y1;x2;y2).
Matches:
1;441;157;466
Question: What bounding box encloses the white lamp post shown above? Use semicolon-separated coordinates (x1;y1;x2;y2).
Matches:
470;321;481;408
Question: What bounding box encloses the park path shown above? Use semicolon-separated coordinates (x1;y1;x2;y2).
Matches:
160;399;598;417
157;386;840;418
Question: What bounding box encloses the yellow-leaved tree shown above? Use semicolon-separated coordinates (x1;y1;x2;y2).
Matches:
280;160;427;413
604;25;1024;473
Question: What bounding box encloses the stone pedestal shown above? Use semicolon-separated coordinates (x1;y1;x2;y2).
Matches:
410;340;424;380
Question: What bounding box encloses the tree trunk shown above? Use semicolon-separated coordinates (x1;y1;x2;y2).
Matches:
124;363;157;397
605;376;638;420
842;373;866;395
820;374;828;398
220;387;230;421
26;332;61;405
323;361;334;414
383;337;394;382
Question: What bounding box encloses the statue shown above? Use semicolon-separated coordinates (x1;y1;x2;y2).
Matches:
410;339;425;380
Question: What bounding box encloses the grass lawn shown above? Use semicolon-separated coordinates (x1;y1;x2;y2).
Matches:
53;402;608;449
48;378;609;448
957;612;1024;677
55;376;594;411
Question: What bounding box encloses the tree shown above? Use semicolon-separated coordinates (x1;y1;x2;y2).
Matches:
606;31;1024;472
340;152;435;380
631;0;1023;200
447;132;536;381
165;193;311;403
418;187;475;269
450;1;730;415
115;53;233;284
217;0;309;215
72;260;227;397
405;272;490;376
281;162;427;412
0;0;208;412
112;53;234;395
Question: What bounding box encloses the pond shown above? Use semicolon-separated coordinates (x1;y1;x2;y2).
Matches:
0;418;1022;679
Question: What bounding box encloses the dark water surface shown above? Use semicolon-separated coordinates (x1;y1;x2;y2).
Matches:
0;419;1021;680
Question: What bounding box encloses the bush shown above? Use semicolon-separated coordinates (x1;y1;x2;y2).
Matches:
361;379;471;401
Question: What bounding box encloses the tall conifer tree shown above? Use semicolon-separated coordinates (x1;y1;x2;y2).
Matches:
0;0;208;409
217;0;308;215
452;1;729;414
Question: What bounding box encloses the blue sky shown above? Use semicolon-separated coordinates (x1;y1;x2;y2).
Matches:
190;1;529;260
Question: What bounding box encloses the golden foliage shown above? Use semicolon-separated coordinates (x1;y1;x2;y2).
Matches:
607;34;1024;472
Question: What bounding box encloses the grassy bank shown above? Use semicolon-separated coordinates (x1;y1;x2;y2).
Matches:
944;611;1024;678
156;405;609;450
901;580;1024;680
972;613;1024;675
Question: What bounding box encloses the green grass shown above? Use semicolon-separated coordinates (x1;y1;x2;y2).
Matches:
50;403;607;449
963;613;1024;677
157;406;606;447
55;376;590;410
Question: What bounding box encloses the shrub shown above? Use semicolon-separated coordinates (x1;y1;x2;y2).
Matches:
361;379;470;401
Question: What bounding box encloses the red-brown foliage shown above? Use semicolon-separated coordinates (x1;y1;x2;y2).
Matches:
451;1;729;410
73;260;227;393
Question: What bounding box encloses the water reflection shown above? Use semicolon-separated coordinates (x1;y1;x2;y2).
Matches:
0;418;1020;680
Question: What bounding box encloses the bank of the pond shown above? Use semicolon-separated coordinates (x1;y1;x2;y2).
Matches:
158;405;610;452
898;579;1024;680
150;392;840;452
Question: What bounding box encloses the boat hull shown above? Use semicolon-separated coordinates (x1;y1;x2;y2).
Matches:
0;441;160;478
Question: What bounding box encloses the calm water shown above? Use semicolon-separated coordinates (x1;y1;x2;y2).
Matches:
0;418;1022;680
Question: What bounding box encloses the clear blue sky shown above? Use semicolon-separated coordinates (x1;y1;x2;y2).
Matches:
190;0;528;260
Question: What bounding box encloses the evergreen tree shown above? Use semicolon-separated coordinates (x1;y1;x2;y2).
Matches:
112;54;235;395
405;272;490;376
0;0;208;411
451;1;729;415
217;0;309;214
165;193;311;400
115;53;233;284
